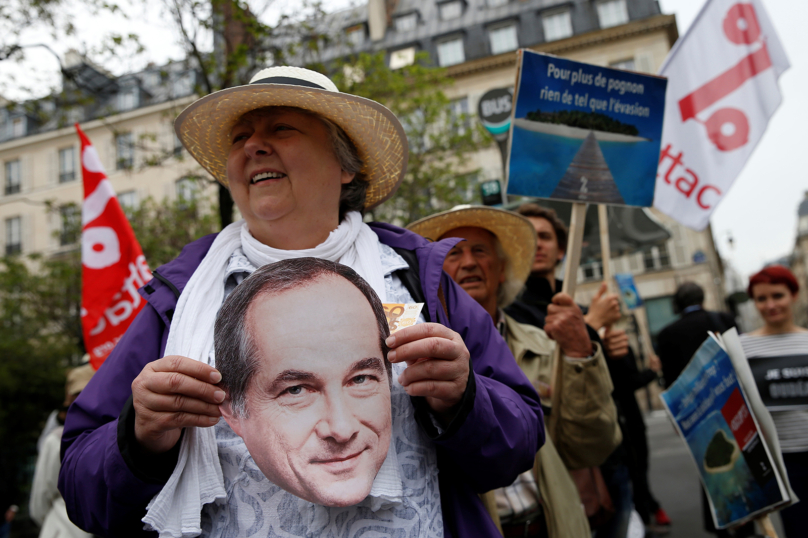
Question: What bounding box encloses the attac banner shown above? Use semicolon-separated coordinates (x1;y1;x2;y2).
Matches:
76;124;151;369
653;0;790;230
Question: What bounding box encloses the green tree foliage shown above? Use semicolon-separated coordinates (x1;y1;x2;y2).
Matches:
333;52;492;225
0;195;217;514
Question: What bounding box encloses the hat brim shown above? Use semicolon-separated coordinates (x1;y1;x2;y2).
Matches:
174;84;408;210
407;206;538;285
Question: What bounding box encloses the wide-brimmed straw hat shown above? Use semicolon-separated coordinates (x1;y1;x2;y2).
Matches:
174;66;408;210
407;205;537;285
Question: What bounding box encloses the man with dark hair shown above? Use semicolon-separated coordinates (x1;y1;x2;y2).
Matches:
215;258;394;508
657;281;736;387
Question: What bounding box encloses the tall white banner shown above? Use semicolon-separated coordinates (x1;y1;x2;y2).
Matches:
653;0;789;230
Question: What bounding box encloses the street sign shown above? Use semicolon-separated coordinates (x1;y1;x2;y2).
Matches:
477;87;513;141
480;179;504;206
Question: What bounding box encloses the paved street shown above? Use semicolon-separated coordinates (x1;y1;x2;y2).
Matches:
644;410;786;538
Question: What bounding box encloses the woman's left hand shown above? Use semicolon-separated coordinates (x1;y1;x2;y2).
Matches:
387;323;470;425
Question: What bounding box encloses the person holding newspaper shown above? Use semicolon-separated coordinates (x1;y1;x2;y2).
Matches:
741;265;808;538
58;66;543;538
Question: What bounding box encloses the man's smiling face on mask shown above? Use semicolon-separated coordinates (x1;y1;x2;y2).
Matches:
222;275;392;507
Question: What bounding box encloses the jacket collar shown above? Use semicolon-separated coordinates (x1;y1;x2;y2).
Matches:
138;233;218;321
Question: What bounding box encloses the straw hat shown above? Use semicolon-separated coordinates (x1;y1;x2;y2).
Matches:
407;205;537;285
174;66;408;210
66;362;95;398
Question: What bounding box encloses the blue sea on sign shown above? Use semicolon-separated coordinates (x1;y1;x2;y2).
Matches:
506;50;667;207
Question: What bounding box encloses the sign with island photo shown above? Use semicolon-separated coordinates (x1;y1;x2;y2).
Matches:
506;51;667;207
660;332;792;529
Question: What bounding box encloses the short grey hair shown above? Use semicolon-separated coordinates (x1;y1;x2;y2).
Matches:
492;235;524;308
237;106;367;220
214;257;391;418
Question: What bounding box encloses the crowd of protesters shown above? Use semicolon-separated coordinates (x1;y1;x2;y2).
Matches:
6;65;801;538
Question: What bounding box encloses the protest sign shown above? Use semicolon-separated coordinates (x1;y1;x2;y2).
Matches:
506;50;667;207
748;354;808;411
76;125;151;369
653;0;789;230
661;330;793;529
615;273;643;310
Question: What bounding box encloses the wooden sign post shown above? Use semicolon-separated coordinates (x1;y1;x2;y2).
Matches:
548;202;587;438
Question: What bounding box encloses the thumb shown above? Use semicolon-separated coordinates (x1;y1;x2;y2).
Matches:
594;281;607;300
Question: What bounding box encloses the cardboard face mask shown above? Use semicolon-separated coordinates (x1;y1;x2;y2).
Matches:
217;266;393;508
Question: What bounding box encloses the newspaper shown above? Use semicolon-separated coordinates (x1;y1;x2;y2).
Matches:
660;329;795;529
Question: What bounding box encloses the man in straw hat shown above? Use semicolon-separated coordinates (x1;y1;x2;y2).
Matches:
60;66;542;538
408;205;621;538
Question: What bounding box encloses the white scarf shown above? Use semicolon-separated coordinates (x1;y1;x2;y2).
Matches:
142;212;395;537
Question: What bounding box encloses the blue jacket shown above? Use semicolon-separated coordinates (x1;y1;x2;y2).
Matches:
60;223;544;537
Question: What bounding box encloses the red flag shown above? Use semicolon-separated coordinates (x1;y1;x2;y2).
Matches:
76;124;152;369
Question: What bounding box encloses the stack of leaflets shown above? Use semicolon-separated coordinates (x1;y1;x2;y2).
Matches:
660;329;797;529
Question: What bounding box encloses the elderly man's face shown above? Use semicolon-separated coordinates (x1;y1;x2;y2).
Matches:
226;108;355;244
223;276;392;507
440;227;505;312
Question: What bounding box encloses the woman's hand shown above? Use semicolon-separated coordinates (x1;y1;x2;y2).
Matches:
386;323;470;425
131;356;224;454
603;327;630;359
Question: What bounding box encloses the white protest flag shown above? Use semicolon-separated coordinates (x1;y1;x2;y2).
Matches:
653;0;789;230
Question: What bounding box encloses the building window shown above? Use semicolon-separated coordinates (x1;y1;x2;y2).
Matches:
610;58;636;71
439;1;463;20
450;97;470;134
543;10;573;41
118;190;138;217
597;0;629;29
390;47;416;69
116;133;134;170
346;25;365;47
59;147;76;183
437;36;465;67
5;216;21;255
394;13;417;32
5;160;21;195
117;87;139;112
642;243;672;271
582;261;603;281
489;24;518;55
487;0;508;6
172;71;195;97
176;177;198;208
12;117;25;137
59;205;81;246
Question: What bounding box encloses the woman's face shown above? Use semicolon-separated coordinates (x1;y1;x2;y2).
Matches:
751;282;796;327
226;108;354;243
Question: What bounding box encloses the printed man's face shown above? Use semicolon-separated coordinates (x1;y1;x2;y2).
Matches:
222;276;392;507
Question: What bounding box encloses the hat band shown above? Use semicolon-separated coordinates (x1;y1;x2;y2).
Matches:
250;76;328;90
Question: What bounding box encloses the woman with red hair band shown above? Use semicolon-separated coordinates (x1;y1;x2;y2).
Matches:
740;265;807;538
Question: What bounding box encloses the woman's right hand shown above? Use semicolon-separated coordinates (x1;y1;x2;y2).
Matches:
131;355;225;454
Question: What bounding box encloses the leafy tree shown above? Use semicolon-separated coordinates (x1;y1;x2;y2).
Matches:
332;52;492;225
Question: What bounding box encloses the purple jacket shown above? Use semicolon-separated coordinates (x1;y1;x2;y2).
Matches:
60;223;544;537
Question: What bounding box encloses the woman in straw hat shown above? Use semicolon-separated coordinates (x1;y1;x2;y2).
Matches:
60;66;543;537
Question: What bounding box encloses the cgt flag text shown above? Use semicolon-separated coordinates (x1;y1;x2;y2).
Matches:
76;124;151;369
653;0;789;230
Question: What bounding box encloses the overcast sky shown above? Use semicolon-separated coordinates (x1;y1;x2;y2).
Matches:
2;0;803;280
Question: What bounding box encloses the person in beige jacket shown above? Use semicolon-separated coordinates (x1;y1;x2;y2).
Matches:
409;206;621;538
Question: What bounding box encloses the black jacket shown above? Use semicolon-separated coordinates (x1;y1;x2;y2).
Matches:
656;308;736;387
